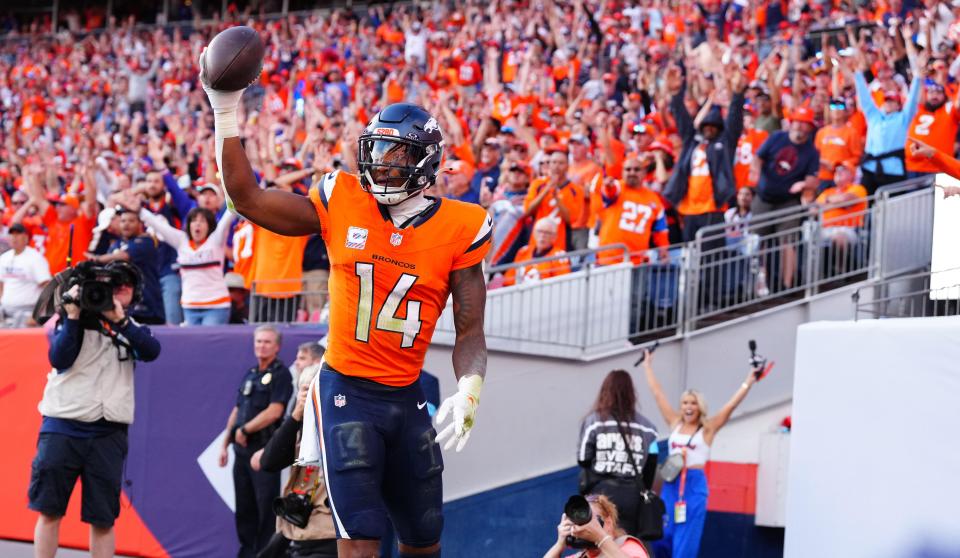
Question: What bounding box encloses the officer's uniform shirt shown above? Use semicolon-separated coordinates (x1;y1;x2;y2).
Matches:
235;357;293;451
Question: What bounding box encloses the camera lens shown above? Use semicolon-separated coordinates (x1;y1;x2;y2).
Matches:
564;495;593;526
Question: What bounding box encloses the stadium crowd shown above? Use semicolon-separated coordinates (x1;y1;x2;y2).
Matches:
3;0;960;327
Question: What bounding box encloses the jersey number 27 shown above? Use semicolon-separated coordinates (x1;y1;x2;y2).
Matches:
354;262;423;348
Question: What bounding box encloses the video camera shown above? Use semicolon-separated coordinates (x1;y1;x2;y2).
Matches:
564;495;604;550
61;261;125;313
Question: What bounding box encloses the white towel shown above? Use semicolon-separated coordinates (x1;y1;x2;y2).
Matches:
297;370;323;466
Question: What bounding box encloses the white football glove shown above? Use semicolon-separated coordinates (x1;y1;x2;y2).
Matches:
435;375;483;452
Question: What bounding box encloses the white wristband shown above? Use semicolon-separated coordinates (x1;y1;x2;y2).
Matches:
213;107;240;140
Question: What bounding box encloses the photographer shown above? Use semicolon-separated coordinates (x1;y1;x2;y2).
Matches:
28;261;161;558
251;363;338;558
543;495;649;558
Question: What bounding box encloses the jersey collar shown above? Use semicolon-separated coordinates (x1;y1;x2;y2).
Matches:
376;197;444;229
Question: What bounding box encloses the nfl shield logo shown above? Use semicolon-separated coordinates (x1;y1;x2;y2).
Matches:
334;394;346;408
390;232;403;247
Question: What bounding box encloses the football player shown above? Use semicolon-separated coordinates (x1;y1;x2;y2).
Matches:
201;59;491;558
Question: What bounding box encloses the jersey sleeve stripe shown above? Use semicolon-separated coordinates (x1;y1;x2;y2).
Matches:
321;171;338;210
470;215;493;244
465;229;492;253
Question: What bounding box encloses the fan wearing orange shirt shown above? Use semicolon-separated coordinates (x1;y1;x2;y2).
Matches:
205;66;489;556
734;107;769;189
32;187;98;275
815;161;868;270
906;81;960;174
596;159;670;266
663;66;746;243
814;98;864;187
568;135;603;249
503;218;572;286
523;146;585;251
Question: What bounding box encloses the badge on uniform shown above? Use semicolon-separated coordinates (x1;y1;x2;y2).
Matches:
390;232;403;247
346;226;368;250
674;501;687;524
243;380;253;396
261;372;272;385
334;394;347;407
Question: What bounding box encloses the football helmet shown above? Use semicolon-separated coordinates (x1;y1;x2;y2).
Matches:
357;103;444;206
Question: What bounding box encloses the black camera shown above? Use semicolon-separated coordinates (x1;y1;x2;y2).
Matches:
60;261;142;315
564;495;604;550
273;492;313;529
62;262;119;313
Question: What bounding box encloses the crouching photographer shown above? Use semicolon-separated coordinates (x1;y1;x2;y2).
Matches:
543;495;649;558
28;260;161;558
251;362;338;558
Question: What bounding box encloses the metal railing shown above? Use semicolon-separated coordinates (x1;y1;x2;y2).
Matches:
683;176;933;329
243;176;936;356
854;267;960;320
480;243;689;346
249;278;327;324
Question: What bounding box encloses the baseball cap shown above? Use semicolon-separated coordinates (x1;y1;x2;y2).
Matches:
47;193;80;209
790;106;816;125
8;223;27;235
569;134;591;145
196;183;220;194
835;160;857;173
281;157;304;169
646;141;676;159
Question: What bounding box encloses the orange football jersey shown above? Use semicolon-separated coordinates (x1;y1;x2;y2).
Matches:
734;128;769;189
596;182;669;265
906;101;960;173
308;171;491;387
231;220;256;289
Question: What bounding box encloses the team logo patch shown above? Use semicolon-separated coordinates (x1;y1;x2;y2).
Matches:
423;117;440;133
334;394;347;408
390;232;403;246
346;226;368;250
374;127;399;136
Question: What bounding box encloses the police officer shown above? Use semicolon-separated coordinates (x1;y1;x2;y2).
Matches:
219;324;293;558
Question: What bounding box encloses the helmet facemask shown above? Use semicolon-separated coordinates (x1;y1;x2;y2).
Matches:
358;136;442;206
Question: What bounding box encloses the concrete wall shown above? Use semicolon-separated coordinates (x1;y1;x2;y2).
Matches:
426;283;868;501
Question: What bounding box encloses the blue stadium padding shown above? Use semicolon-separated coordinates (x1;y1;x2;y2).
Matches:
441;465;785;558
442;467;580;555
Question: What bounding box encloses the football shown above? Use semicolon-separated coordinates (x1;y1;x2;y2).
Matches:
201;26;265;91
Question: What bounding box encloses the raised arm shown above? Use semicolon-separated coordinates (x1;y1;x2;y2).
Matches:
705;366;759;442
210;208;238;246
200;51;321;237
139;207;187;249
643;351;680;427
